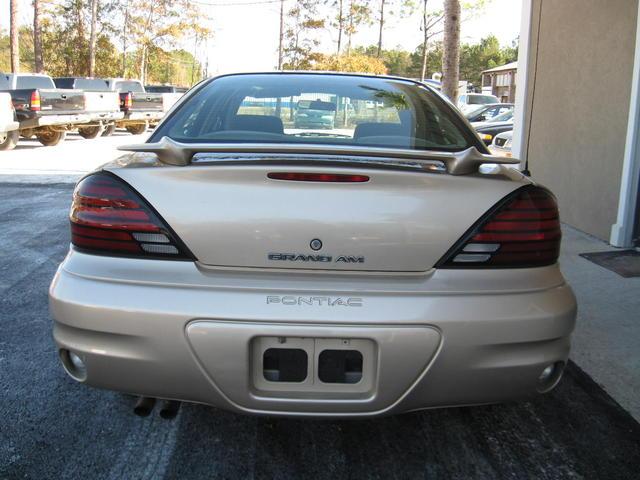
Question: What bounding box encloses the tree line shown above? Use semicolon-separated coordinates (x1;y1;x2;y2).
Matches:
3;0;516;101
2;0;211;86
276;0;511;101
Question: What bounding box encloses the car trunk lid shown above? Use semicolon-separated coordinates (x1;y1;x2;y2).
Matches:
108;158;525;272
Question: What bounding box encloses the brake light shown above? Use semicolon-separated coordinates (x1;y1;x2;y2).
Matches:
30;90;41;111
438;186;561;268
267;172;370;183
120;92;132;111
70;173;192;259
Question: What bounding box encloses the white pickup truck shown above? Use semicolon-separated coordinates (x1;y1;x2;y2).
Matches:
104;78;183;134
0;92;20;150
54;77;124;138
0;72;90;146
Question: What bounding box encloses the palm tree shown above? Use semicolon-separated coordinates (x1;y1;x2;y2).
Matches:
34;0;44;73
89;0;99;76
442;0;460;102
10;0;19;72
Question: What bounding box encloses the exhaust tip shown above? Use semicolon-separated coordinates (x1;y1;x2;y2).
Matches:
159;400;181;420
133;396;156;417
59;349;87;382
537;361;565;392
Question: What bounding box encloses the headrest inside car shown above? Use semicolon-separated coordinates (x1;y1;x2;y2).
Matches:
228;115;284;134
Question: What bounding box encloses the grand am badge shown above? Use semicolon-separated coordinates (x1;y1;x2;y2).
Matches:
268;253;364;264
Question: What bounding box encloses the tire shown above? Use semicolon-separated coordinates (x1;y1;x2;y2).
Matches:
0;130;19;151
125;122;148;135
78;125;104;139
102;124;116;137
36;129;67;146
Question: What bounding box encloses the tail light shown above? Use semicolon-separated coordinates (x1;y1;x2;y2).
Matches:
70;173;192;259
30;90;41;111
120;92;132;111
267;172;369;182
437;186;561;268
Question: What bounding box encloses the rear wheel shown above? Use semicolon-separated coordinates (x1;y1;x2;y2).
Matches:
78;125;104;139
0;130;19;151
36;129;67;146
125;122;148;135
102;124;117;137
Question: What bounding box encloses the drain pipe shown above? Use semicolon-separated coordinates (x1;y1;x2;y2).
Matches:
133;396;156;417
159;400;181;420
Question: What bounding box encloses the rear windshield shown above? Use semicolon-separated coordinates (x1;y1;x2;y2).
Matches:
152;73;479;152
16;75;55;90
114;81;144;93
492;110;514;122
54;78;109;90
468;95;499;105
146;85;186;93
145;85;171;93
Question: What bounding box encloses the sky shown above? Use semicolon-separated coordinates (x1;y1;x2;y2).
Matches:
1;0;522;75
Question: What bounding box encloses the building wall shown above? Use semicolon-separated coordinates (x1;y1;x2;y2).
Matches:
522;0;637;240
482;69;517;103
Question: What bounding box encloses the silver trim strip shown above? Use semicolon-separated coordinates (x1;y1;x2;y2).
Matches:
463;243;501;253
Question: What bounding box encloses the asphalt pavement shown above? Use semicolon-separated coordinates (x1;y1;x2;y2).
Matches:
0;179;638;480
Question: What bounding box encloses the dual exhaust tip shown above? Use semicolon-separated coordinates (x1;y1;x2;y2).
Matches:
134;396;181;419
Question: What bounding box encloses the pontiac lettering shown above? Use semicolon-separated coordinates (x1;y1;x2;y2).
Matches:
267;296;363;307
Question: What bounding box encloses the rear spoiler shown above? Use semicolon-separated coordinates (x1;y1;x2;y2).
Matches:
118;136;519;175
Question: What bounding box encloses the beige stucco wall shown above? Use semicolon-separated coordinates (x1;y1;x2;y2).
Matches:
522;0;637;240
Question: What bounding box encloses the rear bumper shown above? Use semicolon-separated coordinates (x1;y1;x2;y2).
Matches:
49;250;577;417
1;120;19;133
85;111;125;123
120;111;164;123
19;113;91;129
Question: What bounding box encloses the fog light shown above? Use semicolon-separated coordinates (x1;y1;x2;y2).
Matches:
60;349;87;381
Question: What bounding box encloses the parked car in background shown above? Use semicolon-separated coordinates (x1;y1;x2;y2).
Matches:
489;130;513;157
0;92;20;150
465;103;514;123
104;78;164;134
421;79;442;91
54;77;124;138
457;93;500;113
145;85;188;94
49;72;576;418
473;110;514;145
0;73;89;146
294;99;336;129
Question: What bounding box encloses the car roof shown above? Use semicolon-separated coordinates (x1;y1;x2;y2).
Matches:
206;71;434;88
1;72;50;77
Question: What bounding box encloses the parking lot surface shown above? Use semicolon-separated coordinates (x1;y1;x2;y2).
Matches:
0;130;147;178
0;179;639;480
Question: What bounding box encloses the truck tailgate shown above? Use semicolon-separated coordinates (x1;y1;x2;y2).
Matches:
39;89;84;114
83;91;119;112
130;93;163;112
0;93;16;129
